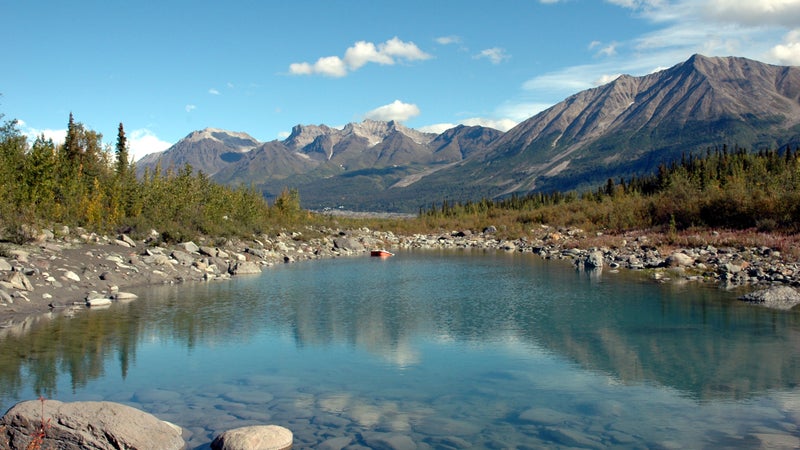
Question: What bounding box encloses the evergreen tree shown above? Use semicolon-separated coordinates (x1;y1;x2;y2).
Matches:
115;122;129;176
63;112;78;163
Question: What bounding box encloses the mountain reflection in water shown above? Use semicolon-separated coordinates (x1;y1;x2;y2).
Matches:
0;249;798;410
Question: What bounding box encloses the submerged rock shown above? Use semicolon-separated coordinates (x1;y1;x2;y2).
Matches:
211;425;293;450
739;286;800;310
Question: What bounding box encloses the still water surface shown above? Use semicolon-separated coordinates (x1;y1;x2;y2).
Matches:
1;249;799;448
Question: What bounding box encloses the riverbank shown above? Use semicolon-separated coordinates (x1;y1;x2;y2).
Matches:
1;224;798;326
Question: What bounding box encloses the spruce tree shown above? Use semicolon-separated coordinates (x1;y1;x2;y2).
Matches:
115;122;129;175
63;112;78;163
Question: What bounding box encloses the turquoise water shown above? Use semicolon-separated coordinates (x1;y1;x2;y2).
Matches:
1;249;799;448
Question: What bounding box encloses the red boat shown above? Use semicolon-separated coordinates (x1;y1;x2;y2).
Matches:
370;250;394;257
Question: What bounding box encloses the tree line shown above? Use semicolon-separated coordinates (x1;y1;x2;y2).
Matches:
0;113;303;243
422;144;800;234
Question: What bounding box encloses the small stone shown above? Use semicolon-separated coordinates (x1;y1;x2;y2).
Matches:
63;270;81;282
114;239;132;248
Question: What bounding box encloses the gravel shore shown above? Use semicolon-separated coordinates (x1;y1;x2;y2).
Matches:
1;224;798;327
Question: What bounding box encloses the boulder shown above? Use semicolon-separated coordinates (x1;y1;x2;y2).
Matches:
8;250;29;263
740;286;800;310
142;254;172;266
230;261;262;275
179;241;200;253
171;250;196;266
114;239;133;248
3;272;33;291
0;399;184;450
199;246;218;257
119;234;137;247
211;425;292;450
666;252;695;267
584;251;604;270
333;237;364;252
0;258;12;271
86;297;112;307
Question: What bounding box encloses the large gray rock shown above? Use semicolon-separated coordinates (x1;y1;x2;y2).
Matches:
211;425;292;450
229;261;262;275
199;246;218;257
178;241;200;253
584;251;604;270
0;399;184;450
740;286;800;310
333;237;364;252
666;252;695;267
171;250;195;266
3;272;33;291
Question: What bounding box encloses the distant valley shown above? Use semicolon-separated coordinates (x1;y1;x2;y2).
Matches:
138;54;800;212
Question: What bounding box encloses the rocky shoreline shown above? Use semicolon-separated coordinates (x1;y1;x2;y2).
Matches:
1;224;800;448
1;224;799;327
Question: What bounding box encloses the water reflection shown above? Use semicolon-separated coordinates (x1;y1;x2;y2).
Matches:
0;250;799;409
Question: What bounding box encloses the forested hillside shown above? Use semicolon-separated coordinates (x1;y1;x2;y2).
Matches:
0;114;303;243
421;145;800;235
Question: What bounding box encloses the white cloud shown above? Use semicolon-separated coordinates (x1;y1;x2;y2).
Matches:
312;56;349;77
474;47;510;64
380;37;431;61
364;100;421;122
185;104;196;113
418;123;457;134
490;0;800;144
22;125;66;146
497;102;554;121
129;129;172;162
702;0;800;27
597;42;618;57
461;117;519;131
595;73;623;85
289;37;431;77
209;88;220;95
344;41;394;70
436;35;461;45
420;117;519;134
771;29;800;64
288;62;314;75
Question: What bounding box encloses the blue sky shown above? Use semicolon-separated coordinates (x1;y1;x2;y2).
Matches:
3;0;800;161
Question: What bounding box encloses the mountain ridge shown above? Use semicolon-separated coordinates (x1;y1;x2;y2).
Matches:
138;54;800;211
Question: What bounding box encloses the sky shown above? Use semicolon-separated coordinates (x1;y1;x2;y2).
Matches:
3;0;800;162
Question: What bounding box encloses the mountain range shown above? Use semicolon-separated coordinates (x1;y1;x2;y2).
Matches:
138;54;800;212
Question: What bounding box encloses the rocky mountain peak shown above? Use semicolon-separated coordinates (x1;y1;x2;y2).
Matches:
183;128;260;151
283;124;336;150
